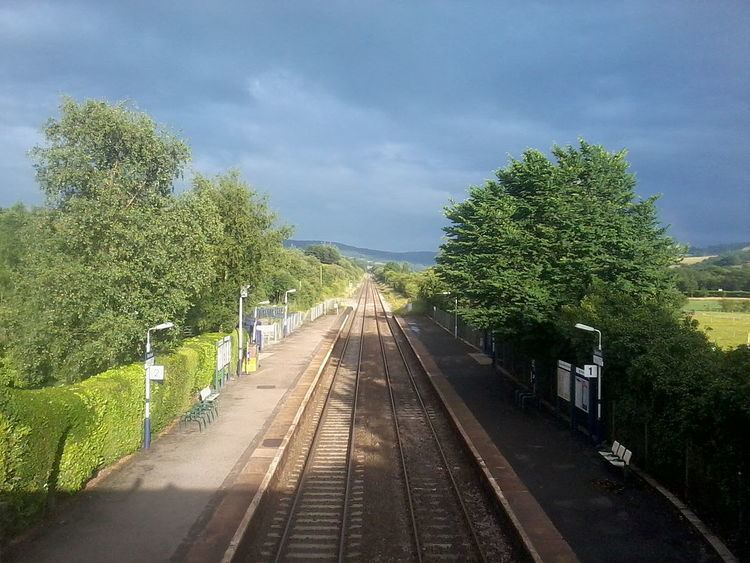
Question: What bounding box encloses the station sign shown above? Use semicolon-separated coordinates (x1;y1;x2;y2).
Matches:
147;365;164;381
584;364;598;378
593;350;604;367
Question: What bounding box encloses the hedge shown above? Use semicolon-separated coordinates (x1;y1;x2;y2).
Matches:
0;331;227;537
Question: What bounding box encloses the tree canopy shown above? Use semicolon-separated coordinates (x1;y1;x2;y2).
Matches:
304;244;342;265
0;98;362;387
437;140;682;337
32;98;190;207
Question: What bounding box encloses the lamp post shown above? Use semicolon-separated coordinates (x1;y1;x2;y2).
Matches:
574;323;603;423
284;288;297;336
440;291;458;338
144;321;174;449
238;285;250;376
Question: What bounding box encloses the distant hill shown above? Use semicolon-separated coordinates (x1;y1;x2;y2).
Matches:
687;242;750;256
285;240;437;268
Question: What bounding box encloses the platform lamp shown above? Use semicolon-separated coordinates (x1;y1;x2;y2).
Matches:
144;322;174;449
574;323;604;428
440;291;459;338
238;285;251;376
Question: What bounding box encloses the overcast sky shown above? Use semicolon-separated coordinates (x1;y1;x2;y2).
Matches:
0;1;747;251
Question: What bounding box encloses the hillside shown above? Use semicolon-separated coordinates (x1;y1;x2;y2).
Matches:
687;242;750;256
285;240;437;268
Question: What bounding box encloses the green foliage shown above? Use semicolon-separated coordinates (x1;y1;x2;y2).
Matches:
0;333;220;535
0;98;363;388
374;265;418;298
4;189;220;386
432;140;747;548
186;171;289;333
561;286;750;545
438;141;681;337
266;249;361;311
304;244;342;265
0;205;34;387
31;97;190;207
674;263;750;294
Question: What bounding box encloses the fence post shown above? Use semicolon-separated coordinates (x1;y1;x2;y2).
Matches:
739;470;744;543
685;440;691;501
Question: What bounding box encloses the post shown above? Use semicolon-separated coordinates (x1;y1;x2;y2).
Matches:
283;303;288;337
144;329;152;449
597;360;602;421
238;292;244;375
454;296;458;338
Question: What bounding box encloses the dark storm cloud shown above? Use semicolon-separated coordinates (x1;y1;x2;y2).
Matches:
1;0;747;250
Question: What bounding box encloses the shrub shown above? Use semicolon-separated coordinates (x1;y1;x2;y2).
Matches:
0;332;223;537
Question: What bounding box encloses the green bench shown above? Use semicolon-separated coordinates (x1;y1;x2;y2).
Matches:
180;386;220;431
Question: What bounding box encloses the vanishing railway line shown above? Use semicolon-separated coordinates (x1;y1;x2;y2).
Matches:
239;278;517;562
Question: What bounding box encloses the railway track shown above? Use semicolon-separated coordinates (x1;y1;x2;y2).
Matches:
239;278;517;562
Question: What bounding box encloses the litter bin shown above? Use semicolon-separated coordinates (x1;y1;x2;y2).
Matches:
246;343;259;372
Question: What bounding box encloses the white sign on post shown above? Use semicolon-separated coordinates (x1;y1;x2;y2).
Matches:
584;364;598;378
147;365;164;381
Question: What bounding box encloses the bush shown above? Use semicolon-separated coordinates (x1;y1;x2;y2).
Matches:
0;332;222;536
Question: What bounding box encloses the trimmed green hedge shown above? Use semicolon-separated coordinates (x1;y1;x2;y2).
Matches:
0;332;225;536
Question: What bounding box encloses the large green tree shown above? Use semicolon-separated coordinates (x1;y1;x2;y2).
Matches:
437;140;682;339
32;97;189;207
4;99;217;386
186;171;289;333
304;244;342;265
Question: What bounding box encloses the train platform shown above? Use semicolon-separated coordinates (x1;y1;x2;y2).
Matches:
399;314;721;563
5;311;347;563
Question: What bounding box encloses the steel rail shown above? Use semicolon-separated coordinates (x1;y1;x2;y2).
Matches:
272;281;368;562
373;285;487;562
371;282;423;561
336;279;368;561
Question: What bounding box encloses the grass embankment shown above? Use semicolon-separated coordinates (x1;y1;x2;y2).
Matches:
683;298;750;348
679;255;716;265
376;285;428;316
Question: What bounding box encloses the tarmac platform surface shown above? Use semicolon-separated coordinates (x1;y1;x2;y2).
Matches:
400;314;720;563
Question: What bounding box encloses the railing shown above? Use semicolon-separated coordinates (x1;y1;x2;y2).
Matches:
430;306;488;351
253;298;344;346
429;305;535;384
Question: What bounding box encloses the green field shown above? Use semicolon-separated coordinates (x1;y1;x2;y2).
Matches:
683;299;750;348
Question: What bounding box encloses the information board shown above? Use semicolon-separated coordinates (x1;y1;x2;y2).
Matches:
216;336;231;371
575;375;590;412
557;360;571;401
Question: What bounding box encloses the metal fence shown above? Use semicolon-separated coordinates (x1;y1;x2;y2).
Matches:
429;306;488;351
252;298;342;347
429;305;535;385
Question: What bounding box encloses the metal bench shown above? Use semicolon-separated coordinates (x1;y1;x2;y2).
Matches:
180;386;220;431
598;441;633;473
